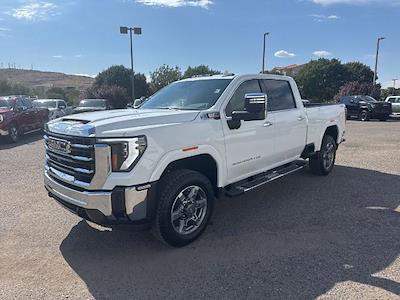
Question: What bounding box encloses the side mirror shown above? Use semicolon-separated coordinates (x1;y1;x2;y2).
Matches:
16;106;26;112
59;105;66;109
349;99;354;103
133;98;146;108
232;93;267;121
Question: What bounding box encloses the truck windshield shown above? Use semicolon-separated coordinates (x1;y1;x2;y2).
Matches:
79;99;106;107
33;100;57;108
141;79;232;110
0;99;13;108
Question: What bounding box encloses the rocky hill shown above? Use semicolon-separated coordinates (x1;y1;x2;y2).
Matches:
0;69;94;91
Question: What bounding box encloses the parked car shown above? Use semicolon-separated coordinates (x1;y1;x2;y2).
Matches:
385;96;400;116
0;96;49;143
73;99;112;114
339;95;392;121
33;99;73;120
44;74;346;247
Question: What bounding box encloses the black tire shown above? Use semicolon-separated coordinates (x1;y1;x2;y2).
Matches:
153;169;214;247
359;110;369;121
309;135;337;176
8;124;19;143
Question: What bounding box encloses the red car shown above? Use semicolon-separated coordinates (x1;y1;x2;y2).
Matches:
0;96;49;143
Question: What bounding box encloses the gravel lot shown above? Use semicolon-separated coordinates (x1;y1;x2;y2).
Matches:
0;120;399;299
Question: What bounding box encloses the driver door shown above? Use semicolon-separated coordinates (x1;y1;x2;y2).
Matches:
222;79;276;184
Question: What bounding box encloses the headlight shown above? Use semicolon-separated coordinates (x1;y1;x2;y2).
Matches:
98;136;147;172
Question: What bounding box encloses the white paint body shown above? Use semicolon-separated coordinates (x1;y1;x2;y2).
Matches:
55;74;346;189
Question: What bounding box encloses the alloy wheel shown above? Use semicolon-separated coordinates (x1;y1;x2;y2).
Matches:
170;185;208;235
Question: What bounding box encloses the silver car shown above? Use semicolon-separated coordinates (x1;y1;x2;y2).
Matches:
385;96;400;116
33;99;72;120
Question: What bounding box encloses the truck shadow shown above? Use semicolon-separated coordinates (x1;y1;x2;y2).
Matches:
60;166;399;299
0;131;43;150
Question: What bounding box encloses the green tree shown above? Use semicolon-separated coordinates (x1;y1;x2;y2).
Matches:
83;85;130;109
46;87;65;99
295;59;349;102
150;65;182;93
343;62;374;84
94;65;149;100
0;80;31;96
334;82;381;102
183;65;221;79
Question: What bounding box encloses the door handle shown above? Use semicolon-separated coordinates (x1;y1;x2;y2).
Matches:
263;122;273;127
297;116;305;121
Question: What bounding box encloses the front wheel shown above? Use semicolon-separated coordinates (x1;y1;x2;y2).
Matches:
309;135;337;176
153;169;214;247
359;110;369;121
8;124;19;143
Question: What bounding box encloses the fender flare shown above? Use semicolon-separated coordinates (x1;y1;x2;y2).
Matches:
149;145;226;187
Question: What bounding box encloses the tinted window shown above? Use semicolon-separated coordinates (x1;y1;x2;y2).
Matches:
225;80;261;116
387;98;396;103
260;80;296;111
22;98;33;108
16;99;24;108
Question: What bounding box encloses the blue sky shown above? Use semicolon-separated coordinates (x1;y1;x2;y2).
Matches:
0;0;399;88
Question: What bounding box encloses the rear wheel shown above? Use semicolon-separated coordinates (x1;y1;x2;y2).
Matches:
309;135;337;176
8;124;19;143
153;169;214;247
359;110;369;121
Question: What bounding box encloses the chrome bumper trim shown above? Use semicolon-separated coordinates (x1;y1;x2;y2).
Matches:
45;170;113;217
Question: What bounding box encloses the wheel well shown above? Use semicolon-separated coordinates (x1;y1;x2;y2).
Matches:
162;154;219;196
324;125;338;143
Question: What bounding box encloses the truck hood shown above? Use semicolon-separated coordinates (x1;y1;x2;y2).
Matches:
46;109;200;137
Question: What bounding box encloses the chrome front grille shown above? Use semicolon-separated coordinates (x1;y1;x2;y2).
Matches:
45;133;96;186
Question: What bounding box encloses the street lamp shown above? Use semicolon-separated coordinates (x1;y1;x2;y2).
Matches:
262;32;270;74
120;26;142;102
373;37;385;85
393;79;398;90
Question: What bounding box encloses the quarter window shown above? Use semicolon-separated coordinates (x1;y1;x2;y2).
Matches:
225;80;261;116
260;80;296;111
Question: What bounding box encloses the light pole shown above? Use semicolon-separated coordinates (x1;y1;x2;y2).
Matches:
120;26;142;102
393;79;398;90
262;32;270;74
373;37;385;85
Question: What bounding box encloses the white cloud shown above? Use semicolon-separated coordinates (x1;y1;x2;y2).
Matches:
73;54;83;58
0;27;11;37
309;14;340;21
311;0;400;5
52;55;64;58
274;50;296;58
313;50;333;57
135;0;213;9
7;1;58;22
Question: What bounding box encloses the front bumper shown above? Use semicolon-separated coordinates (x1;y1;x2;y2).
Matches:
44;170;155;225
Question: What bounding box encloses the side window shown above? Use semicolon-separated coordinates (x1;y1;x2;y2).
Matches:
387;97;395;103
22;98;33;109
225;80;261;116
260;80;296;111
16;99;24;109
397;98;400;103
59;101;66;108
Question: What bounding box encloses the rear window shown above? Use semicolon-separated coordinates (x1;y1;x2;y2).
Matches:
260;80;296;111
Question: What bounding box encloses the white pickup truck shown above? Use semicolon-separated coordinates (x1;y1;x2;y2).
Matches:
44;74;346;247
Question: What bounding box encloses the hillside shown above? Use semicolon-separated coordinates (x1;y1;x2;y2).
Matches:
0;69;94;91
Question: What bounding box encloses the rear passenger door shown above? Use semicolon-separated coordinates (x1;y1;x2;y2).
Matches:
260;79;307;163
